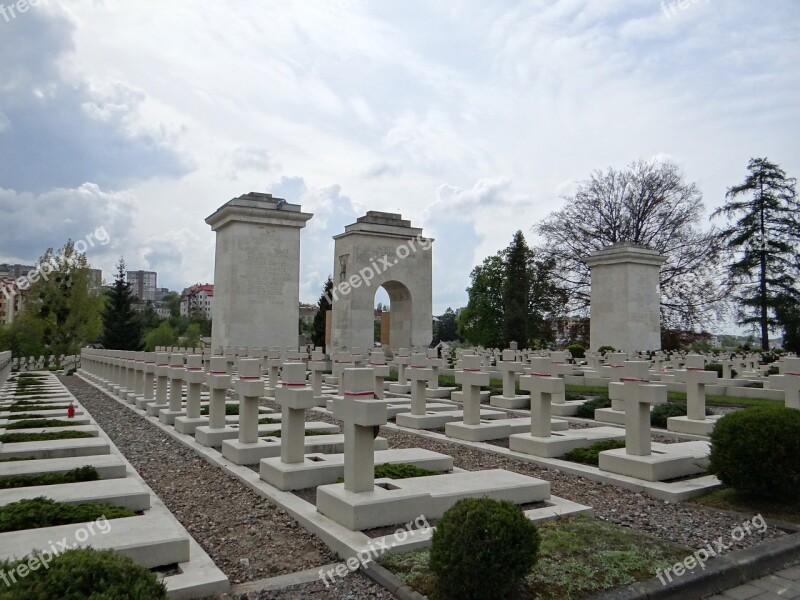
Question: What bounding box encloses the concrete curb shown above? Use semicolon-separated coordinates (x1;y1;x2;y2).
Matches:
361;561;429;600
589;532;800;600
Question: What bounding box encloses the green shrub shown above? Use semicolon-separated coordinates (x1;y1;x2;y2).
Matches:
575;396;611;418
565;391;585;401
0;466;99;489
0;431;94;443
566;344;585;359
597;345;616;354
5;419;77;430
429;498;540;600
564;439;626;465
258;417;280;424
0;497;135;532
709;407;800;499
0;548;167;599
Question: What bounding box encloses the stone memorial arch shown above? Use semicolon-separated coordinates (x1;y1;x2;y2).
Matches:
330;212;433;350
206;192;312;350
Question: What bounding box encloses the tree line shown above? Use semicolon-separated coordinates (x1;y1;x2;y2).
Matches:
456;157;799;352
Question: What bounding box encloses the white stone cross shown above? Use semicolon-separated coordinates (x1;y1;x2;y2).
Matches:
456;355;489;425
621;379;666;456
768;372;800;410
408;360;433;416
368;351;389;399
275;362;316;463
184;354;205;419
206;356;231;428
520;372;563;438
168;354;186;412
332;368;386;493
682;367;717;420
236;358;265;444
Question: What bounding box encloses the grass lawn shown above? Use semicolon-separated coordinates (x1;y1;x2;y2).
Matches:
380;516;689;599
692;488;800;525
565;384;781;409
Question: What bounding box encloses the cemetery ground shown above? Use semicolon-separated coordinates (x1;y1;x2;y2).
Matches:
10;366;792;599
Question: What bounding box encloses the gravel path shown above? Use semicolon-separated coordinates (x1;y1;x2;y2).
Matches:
257;396;786;554
60;376;391;600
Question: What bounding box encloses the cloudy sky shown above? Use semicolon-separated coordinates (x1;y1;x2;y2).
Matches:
1;0;798;325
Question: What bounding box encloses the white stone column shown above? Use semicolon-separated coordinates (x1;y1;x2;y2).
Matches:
206;193;312;350
585;244;666;354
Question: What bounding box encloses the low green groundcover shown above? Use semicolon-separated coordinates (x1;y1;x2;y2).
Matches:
564;440;626;466
200;403;238;415
258;417;280;424
0;466;99;490
265;429;334;438
0;548;167;599
7;405;70;413
380;516;689;600
5;419;77;430
0;497;135;532
0;431;94;443
336;463;440;484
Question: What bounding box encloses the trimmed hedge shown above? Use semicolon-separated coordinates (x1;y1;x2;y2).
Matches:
0;466;99;490
566;344;585;359
709;407;800;499
564;439;626;465
0;548;167;599
650;402;712;428
0;497;135;532
430;498;540;600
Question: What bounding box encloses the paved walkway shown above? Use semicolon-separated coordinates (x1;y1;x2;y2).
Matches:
709;564;800;599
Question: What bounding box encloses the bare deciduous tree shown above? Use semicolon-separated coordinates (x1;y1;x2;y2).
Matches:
535;159;724;329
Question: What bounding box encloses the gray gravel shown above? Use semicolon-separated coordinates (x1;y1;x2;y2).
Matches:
60;376;391;600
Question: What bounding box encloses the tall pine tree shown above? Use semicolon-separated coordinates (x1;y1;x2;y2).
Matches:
503;231;530;348
101;259;143;350
712;158;799;349
312;276;333;351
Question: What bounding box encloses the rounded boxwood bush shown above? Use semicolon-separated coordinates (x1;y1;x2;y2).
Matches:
429;498;540;600
566;343;585;359
650;402;712;428
0;548;166;599
709;407;800;499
